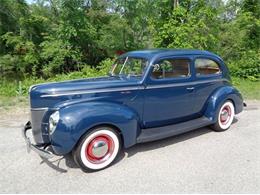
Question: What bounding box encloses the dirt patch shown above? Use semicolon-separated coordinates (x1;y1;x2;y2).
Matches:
0;105;29;127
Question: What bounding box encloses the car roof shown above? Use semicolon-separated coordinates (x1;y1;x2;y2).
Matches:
121;49;222;60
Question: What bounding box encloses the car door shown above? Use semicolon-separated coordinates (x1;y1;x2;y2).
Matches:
192;57;224;114
143;56;197;128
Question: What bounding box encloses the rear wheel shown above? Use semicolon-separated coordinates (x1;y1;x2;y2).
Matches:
211;101;235;132
73;126;121;172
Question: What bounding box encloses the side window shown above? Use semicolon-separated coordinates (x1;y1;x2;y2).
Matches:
152;59;190;79
195;58;221;76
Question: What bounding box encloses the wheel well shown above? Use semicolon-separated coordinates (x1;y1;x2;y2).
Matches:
74;123;124;151
226;98;236;112
98;123;123;139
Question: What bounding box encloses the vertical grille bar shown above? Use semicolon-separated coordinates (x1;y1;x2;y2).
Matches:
31;108;48;144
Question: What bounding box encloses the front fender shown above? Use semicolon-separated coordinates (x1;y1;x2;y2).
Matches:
204;86;243;122
50;102;141;155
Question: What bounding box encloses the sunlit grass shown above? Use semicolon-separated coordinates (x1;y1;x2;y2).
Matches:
0;96;28;109
232;78;260;100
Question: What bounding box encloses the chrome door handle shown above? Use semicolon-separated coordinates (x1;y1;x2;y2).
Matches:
120;91;131;94
186;87;194;91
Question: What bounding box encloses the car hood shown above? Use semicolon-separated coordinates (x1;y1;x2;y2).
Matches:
29;76;141;108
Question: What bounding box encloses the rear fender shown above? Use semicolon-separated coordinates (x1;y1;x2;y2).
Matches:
50;102;141;155
204;86;243;122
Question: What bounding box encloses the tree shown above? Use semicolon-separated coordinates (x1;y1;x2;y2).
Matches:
0;0;259;80
152;0;221;52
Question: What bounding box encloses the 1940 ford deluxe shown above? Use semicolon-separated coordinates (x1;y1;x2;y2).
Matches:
22;49;244;171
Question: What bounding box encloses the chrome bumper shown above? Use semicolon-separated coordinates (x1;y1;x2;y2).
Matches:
22;121;54;159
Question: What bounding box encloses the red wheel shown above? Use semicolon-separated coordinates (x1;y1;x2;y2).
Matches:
85;134;115;164
73;127;121;171
211;101;235;131
220;105;232;125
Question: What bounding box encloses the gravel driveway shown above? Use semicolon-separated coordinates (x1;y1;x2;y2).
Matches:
0;100;259;193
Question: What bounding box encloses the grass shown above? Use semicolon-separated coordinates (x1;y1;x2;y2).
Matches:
232;78;260;100
0;95;28;110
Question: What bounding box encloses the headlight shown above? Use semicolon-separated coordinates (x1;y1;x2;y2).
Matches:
49;111;59;134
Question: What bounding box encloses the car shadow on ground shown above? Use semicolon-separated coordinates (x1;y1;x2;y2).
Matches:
125;127;212;158
40;118;239;173
40;154;76;173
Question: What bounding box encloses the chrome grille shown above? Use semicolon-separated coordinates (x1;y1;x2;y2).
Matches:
31;108;48;144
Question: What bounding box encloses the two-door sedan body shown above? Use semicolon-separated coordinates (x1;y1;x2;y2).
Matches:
22;49;244;171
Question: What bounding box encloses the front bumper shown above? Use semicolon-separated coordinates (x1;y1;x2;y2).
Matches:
22;121;54;159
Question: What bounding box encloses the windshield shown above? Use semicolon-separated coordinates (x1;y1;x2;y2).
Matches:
110;57;148;78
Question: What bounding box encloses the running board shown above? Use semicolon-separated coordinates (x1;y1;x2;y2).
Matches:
137;117;212;143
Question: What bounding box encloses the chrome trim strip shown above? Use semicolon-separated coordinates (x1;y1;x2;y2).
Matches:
28;76;120;93
31;107;49;111
40;78;229;97
41;86;145;97
146;78;229;89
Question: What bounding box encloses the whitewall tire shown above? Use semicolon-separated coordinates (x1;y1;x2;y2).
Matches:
211;101;235;131
73;126;121;172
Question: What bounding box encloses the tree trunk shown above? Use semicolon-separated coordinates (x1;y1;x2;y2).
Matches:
173;0;179;10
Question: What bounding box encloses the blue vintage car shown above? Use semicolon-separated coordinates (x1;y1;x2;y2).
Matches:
22;49;244;171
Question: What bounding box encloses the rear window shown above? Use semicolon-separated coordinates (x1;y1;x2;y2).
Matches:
195;58;221;76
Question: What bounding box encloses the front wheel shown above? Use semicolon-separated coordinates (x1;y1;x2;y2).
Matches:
73;126;121;172
211;100;235;132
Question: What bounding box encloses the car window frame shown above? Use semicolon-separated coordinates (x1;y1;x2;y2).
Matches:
149;56;192;82
194;57;222;78
111;56;149;79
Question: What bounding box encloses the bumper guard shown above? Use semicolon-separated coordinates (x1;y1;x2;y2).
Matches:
22;121;54;159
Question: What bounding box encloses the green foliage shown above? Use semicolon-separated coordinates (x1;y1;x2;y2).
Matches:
0;0;260;93
40;37;82;77
153;1;221;51
0;58;114;97
0;32;39;77
229;50;260;81
152;0;260;80
232;77;260;99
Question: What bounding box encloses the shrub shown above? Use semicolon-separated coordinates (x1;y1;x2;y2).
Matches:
0;58;115;97
228;50;260;81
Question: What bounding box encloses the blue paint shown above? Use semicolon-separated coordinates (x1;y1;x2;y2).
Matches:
29;49;244;155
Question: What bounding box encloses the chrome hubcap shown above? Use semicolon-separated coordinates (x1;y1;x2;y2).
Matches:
220;105;231;125
221;109;229;121
85;134;115;164
91;140;109;158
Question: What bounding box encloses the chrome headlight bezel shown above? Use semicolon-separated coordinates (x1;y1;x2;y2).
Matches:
49;111;59;134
